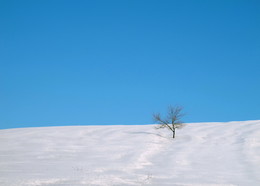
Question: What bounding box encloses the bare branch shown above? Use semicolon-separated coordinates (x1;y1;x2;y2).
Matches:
153;113;173;131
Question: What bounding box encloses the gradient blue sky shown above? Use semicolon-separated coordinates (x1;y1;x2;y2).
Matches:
1;0;260;129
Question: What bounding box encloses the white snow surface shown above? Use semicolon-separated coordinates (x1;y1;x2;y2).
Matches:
0;120;260;186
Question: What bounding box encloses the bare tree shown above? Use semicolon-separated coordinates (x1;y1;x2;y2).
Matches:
153;105;185;138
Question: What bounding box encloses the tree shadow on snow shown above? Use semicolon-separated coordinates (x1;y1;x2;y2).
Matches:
126;131;168;139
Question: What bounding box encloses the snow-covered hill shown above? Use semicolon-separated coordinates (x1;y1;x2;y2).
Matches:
0;121;259;186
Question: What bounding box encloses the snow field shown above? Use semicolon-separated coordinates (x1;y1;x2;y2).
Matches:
0;120;259;186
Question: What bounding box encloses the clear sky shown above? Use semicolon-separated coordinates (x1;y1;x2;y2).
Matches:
1;0;259;129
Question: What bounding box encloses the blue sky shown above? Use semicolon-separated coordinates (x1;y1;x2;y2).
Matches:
1;0;260;129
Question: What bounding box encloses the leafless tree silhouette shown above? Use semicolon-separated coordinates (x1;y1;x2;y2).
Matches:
153;105;185;138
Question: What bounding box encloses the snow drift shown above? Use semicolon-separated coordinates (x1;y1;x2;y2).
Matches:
0;120;259;186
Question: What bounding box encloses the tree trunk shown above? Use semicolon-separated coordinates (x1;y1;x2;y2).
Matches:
172;128;175;138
